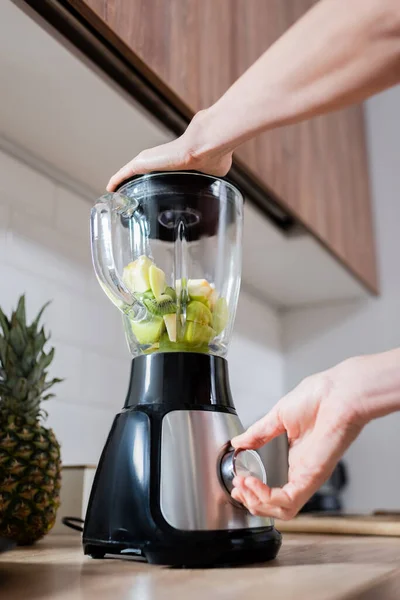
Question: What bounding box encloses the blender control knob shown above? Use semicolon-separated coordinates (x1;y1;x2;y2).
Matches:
220;449;267;493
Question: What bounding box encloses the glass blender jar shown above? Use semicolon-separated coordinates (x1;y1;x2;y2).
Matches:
90;171;242;358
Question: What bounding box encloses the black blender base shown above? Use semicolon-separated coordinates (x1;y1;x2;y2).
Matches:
84;528;282;567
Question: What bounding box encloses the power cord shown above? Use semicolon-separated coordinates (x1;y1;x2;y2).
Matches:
62;516;84;532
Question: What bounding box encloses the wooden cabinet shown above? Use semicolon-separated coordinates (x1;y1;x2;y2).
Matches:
36;0;378;292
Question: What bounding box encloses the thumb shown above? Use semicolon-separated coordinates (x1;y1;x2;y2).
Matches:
231;405;285;450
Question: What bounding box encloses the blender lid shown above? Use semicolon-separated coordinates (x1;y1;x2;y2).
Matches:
114;170;243;196
116;170;242;242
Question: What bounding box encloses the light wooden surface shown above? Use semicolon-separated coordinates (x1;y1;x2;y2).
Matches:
276;514;400;537
69;0;378;294
1;534;400;599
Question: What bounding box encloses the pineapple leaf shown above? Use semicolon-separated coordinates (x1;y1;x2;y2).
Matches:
33;327;47;356
0;338;7;367
5;344;18;369
9;320;27;356
27;364;43;386
0;306;9;338
28;301;51;335
0;296;62;421
38;348;55;372
15;295;26;327
21;340;36;375
12;378;28;401
27;388;39;402
43;378;63;392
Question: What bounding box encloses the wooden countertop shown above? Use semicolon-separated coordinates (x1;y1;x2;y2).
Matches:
1;534;400;600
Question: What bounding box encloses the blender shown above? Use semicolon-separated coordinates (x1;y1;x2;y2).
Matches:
83;171;282;566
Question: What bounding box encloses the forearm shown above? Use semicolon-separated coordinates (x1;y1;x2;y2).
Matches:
354;348;400;421
192;0;400;156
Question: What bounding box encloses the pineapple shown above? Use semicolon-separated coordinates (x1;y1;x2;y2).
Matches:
0;295;63;545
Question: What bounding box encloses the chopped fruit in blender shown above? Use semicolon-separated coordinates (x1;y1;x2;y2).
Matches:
144;294;177;316
208;288;218;311
163;314;177;342
165;286;177;302
123;255;152;293
212;298;229;335
122;256;230;350
149;264;166;300
187;279;212;302
186;301;212;326
130;315;164;344
183;322;215;344
159;333;209;353
143;343;160;355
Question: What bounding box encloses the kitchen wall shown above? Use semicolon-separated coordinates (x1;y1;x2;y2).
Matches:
282;85;400;512
0;148;131;464
0;147;284;465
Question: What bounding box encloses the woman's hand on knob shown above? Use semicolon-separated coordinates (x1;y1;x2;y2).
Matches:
230;356;376;520
106;110;233;192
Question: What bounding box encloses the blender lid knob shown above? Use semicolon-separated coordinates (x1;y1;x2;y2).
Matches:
220;448;267;494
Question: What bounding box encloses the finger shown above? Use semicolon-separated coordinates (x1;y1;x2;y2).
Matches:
107;141;184;191
107;159;152;192
232;476;260;510
240;485;260;509
231;405;285;450
233;477;294;519
231;487;245;505
234;478;288;519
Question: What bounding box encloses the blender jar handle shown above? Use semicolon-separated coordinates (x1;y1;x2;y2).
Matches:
90;197;145;320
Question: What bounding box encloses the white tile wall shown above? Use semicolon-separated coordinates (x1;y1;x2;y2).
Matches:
0;151;55;221
231;290;284;428
0;148;284;465
0;148;131;465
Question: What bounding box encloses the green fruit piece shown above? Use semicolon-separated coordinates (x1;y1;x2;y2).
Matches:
131;316;164;344
188;279;212;300
208;289;218;311
186;301;212;326
163;314;177;342
144;294;177;316
183;322;215;344
212;298;229;335
190;296;210;308
123;255;152;293
159;333;208;353
165;286;177;302
149;264;166;300
142;290;155;300
143;343;160;355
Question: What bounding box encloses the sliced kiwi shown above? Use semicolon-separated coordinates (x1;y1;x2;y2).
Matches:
165;286;177;302
142;290;155;300
144;294;177;316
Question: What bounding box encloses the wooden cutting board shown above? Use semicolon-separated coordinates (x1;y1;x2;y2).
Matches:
275;512;400;536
